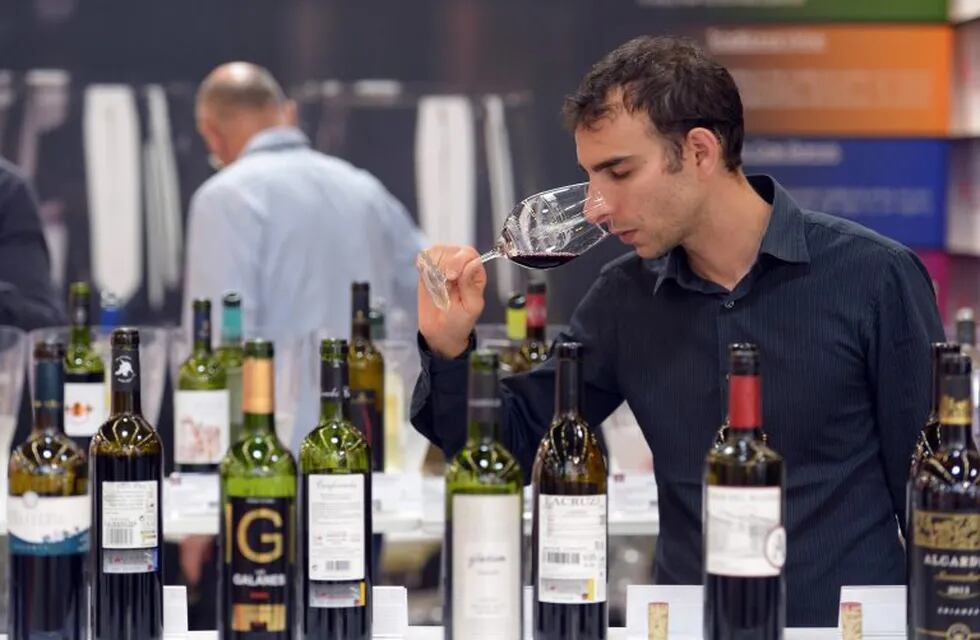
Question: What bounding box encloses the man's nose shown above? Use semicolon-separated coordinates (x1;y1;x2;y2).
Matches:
584;184;611;227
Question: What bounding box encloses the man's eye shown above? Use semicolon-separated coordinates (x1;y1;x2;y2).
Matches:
610;170;631;181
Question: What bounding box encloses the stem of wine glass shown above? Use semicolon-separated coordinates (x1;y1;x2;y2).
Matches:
479;247;502;263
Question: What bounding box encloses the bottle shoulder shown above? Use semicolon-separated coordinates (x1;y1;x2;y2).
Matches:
91;414;162;455
178;352;227;388
10;431;88;475
215;345;244;367
533;420;607;485
448;440;524;487
914;448;980;497
64;347;104;374
300;421;371;473
222;433;296;477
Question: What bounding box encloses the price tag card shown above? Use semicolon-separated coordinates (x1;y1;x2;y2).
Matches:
164;473;220;537
163;585;189;636
609;473;658;515
372;472;423;515
838;585;905;637
372;586;409;638
625;585;702;640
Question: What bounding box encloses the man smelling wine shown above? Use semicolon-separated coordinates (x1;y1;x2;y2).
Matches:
411;36;943;628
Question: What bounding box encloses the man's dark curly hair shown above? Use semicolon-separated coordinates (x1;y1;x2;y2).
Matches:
563;36;744;173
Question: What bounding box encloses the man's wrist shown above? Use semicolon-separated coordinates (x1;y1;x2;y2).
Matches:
419;332;476;361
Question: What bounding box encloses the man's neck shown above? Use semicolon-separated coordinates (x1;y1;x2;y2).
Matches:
682;174;772;292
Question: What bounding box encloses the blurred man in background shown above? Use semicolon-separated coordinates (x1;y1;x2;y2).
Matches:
181;61;425;613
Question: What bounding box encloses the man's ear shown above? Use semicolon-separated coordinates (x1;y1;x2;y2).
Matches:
687;127;721;176
282;100;299;126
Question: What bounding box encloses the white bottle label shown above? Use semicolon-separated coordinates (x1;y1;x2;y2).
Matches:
308;473;366;583
705;486;785;577
174;389;230;464
64;381;107;437
452;493;522;640
101;480;159;549
8;493;90;555
538;493;607;604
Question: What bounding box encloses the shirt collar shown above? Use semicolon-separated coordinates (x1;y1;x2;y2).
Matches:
241;126;310;157
651;174;810;294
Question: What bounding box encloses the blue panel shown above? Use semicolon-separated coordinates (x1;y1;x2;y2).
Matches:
743;138;949;249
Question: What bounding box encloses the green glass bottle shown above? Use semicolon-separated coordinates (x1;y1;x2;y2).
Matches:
300;339;372;640
219;339;296;640
217;292;245;446
532;342;608;640
9;340;88;639
175;298;229;473
349;282;385;472
63;281;106;450
91;328;164;640
518;281;550;370
500;292;527;375
444;350;524;640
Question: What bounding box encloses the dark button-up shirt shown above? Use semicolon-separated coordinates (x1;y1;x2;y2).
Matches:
411;175;945;627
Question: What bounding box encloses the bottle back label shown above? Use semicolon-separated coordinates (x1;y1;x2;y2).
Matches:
911;510;980;637
307;473;366;583
350;389;382;467
64;381;107;436
538;493;607;604
8;493;90;556
705;486;784;577
224;496;294;633
452;493;522;639
174;389;230;464
101;480;159;549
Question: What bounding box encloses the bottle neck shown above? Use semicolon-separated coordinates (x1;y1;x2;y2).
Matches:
69;298;92;346
930;354;943;419
33;359;65;434
192;307;212;354
352;315;371;342
939;374;975;450
727;373;762;433
110;348;142;415
221;305;242;347
320;361;351;423
555;356;582;418
243;357;275;436
526;292;546;341
467;371;501;442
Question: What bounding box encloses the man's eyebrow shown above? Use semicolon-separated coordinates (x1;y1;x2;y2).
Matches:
581;155;632;173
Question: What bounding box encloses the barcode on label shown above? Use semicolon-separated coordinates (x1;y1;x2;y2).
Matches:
545;551;581;565
107;528;132;546
325;560;351;572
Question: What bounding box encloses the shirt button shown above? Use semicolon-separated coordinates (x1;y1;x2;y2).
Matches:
724;300;735;309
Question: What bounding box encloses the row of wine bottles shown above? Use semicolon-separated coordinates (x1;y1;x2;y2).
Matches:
60;280;388;472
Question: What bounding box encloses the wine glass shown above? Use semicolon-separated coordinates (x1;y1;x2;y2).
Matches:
417;182;609;310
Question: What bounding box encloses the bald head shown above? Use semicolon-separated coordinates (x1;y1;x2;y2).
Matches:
196;62;295;167
197;62;285;116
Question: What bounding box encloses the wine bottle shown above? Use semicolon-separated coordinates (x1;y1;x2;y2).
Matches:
910;343;961;479
908;352;980;639
349;282;385;472
63;281;106;450
703;343;785;640
519;281;550;370
300;339;372;640
957;308;976;359
217;292;245;446
500;292;527;375
175;298;229;473
532;342;608;640
444;350;524;640
8;340;89;640
219;339;296;640
91;328;164;640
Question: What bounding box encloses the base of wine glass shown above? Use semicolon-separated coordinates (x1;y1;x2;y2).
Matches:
416;251;451;311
